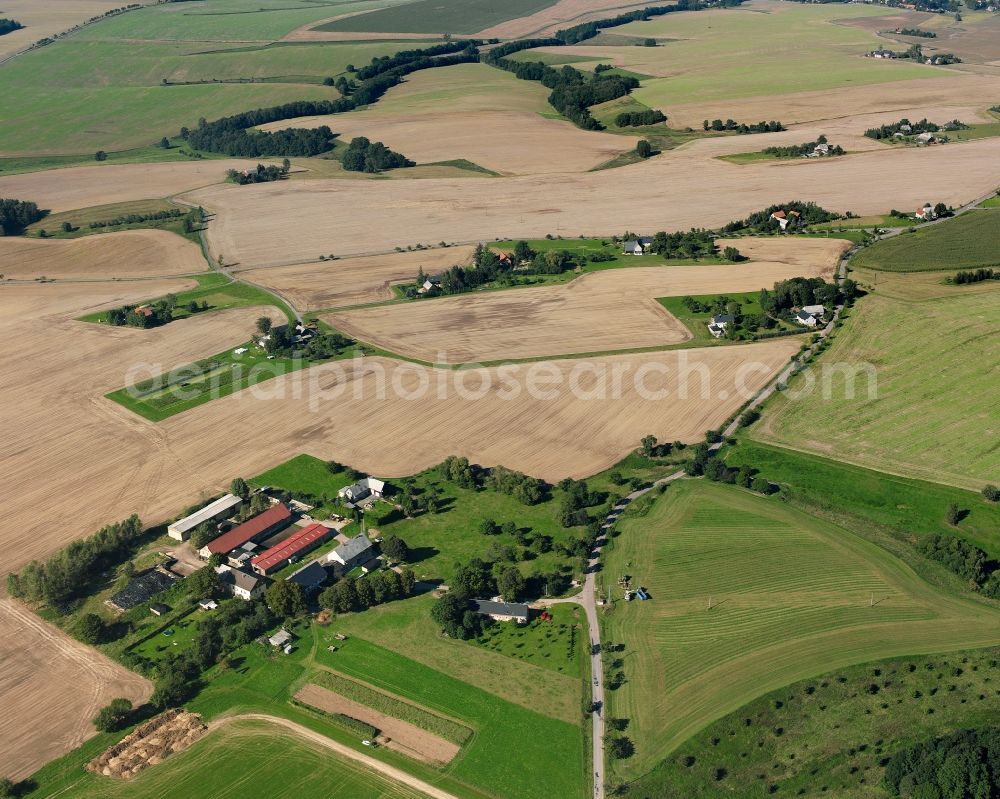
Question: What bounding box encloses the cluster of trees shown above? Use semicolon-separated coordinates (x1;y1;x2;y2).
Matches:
0;197;43;235
763;134;844;158
318;566;416;614
341;137;413;173
882;726;1000;798
918;533;1000;598
430;556;530;638
684;443;775;493
7;515;143;609
85;206;197;232
722;201;841;234
953;267;998;285
488;58;640;130
226;161;290;185
864;117;941;140
558;478;601;528
484;466;547;505
984;485;1000;503
411;242;577;297
898;27;936;37
181;44;479;156
255;320;352;361
554;0;708;45
0;18;24;36
703;119;785;134
614;109;667;127
643;228;719;259
106;293;180;328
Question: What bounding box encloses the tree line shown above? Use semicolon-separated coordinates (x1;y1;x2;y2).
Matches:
342;136;413;173
7;515;144;610
763;134;844;158
0;198;44;235
952;268;998;285
486;58;639;130
615;109;667;127
0;18;23;36
226;161;290;185
898;27;936;37
180;44;480;156
554;0;711;45
703;118;785;134
864;117;941;140
439;456;547;505
354;40;479;80
317;565;417;614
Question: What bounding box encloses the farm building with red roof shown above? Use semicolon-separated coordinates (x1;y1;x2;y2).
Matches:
199;503;292;558
250;522;334;575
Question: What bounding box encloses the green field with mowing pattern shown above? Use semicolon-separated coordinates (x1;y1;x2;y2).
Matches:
601;480;1000;782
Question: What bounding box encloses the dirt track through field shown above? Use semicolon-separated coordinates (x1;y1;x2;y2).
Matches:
190;133;1000;268
323;238;845;363
0;598;152;780
295;683;460;764
236;246;477;311
0;229;208;281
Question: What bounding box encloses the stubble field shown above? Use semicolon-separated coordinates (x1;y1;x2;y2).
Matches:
602;481;1000;782
236;246;476;310
0;598;151;781
324;238;845;363
0;229;208;280
190;133;1000;266
0;0;132;60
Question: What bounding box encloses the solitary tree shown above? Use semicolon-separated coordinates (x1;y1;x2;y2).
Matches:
158;137;170;149
76;613;105;645
609;736;635;759
230;477;250;499
256;316;272;335
641;434;658;457
479;518;499;536
635;139;653;159
946;502;962;526
93;698;133;732
265;580;307;618
94;150;107;161
983;485;1000;503
642;37;656;47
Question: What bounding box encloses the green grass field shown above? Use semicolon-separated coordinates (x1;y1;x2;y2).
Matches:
754;289;1000;489
24;199;199;241
726;441;1000;558
609;4;941;108
473;603;583;677
632;646;1000;798
38;720;430;799
601;481;1000;781
316;0;557;34
851;208;1000;272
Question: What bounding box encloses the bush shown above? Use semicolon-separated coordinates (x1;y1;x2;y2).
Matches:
76;612;105;644
982;485;999;503
610;736;635;759
93;698;133;733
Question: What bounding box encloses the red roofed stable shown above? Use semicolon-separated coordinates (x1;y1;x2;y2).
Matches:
200;503;292;558
250;522;334;575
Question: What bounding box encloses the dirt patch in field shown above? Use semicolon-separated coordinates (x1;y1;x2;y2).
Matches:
0;160;272;213
87;708;206;779
236;246;476;309
295;683;460;764
0;598;152;781
0;230;207;281
261;64;628;175
323;240;844;363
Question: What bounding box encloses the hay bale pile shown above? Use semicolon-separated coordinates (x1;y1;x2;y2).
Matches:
87;709;206;780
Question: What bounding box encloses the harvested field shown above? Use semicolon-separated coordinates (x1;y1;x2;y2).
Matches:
0;281;286;572
841;10;1000;67
0;229;207;281
0;0;133;61
236;246;476;309
261;64;628;175
475;0;652;38
324;239;845;363
0;598;152;781
87;709;206;780
0;160;268;213
295;683;460;764
190;135;1000;267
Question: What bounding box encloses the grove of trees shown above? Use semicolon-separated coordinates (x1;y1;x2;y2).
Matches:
341;137;413;173
883;726;1000;798
0;198;44;235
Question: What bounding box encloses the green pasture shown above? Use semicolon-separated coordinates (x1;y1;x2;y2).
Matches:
33;720;431;799
727;441;1000;558
315;0;557;34
601;480;1000;781
754;289;1000;489
25;199;199;241
473;603;584;677
851;208;1000;271
634;646;1000;798
75;0;415;42
250;453;354;499
604;4;945;108
312;636;586;799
